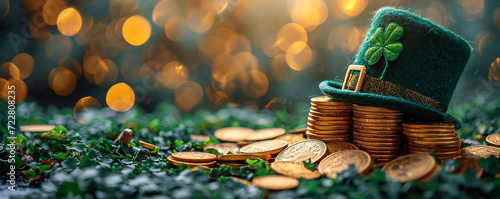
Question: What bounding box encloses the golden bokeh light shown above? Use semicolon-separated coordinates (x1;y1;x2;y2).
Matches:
45;34;73;61
272;54;297;83
212;0;229;14
199;35;231;60
57;7;82;36
288;0;328;32
494;8;500;31
240;70;269;98
74;96;102;125
186;0;216;33
165;15;188;42
427;2;448;26
331;0;368;19
94;59;118;87
152;0;181;27
475;31;491;56
106;83;135;112
0;78;7;99
286;41;314;71
59;57;82;79
174;81;204;111
206;84;230;106
0;0;9;20
122;15;151;46
11;53;34;80
489;58;500;82
327;24;362;52
42;0;67;25
83;55;102;84
459;0;484;21
276;23;308;52
155;61;189;90
0;62;20;79
51;67;77;96
4;78;27;103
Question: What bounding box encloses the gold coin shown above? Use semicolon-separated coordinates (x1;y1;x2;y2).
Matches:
407;142;460;150
310;107;352;114
252;175;299;190
353;117;403;124
138;141;158;151
308;115;351;121
382;154;435;183
270;161;321;179
353;139;401;147
461;145;500;158
19;124;56;132
406;136;458;142
318;150;371;179
218;162;248;167
190;134;211;142
486;134;500;147
353;131;401;138
307;118;352;126
403;128;455;133
356;144;401;151
353;109;403;116
217;153;271;161
325;142;359;154
306;128;351;135
363;149;400;155
204;143;240;155
402;122;454;129
240;140;288;154
246;128;286;141
370;154;400;159
353;136;402;143
237;140;255;147
407;145;460;152
311;104;352;110
403;131;457;138
274;134;306;146
317;137;353;143
214;127;254;142
352;104;401;113
167;156;216;167
307;123;352;131
171;152;217;162
410;149;461;156
353;129;401;135
311;96;351;105
275;139;327;163
353;113;403;119
305;131;351;138
353;124;402;130
288;128;307;135
408;139;460;146
309;109;352;117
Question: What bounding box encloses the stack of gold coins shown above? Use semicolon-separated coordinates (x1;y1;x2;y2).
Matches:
352;104;403;162
306;96;353;142
167;152;217;168
403;123;461;159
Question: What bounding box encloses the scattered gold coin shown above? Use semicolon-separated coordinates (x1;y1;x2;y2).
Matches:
461;145;500;158
318;150;371;179
252;175;299;190
486;133;500;147
288;128;307;135
138;141;158;151
274;134;306;146
190;134;211;142
275;140;327;163
240;140;288;154
382;154;435;183
167;156;217;167
270;161;321;179
214;127;254;142
171;152;217;162
217;153;271;162
19;124;56;132
325;142;359;154
204;143;240;154
246;128;286;141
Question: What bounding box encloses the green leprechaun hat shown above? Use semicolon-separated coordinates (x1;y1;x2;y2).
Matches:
319;7;472;129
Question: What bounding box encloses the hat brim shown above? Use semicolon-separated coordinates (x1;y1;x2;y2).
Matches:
319;80;461;129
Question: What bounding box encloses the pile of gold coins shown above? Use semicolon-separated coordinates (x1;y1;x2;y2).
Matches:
352;104;404;162
306;96;353;143
403;123;461;159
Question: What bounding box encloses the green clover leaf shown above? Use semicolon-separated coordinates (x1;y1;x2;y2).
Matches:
364;22;403;79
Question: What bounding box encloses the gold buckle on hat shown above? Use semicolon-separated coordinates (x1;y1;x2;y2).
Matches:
342;65;366;92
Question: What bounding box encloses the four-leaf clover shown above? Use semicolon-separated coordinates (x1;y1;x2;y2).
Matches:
364;22;403;78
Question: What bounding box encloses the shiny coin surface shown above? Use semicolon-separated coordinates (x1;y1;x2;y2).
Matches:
486;134;500;147
171;152;217;162
270;161;321;179
236;140;255;147
246;128;286;141
240;140;288;154
204;143;240;155
326;142;359;154
461;146;500;158
252;175;299;190
382;154;435;183
274;134;307;146
318;150;371;179
403;128;455;133
214;127;254;142
275;139;327;163
167;156;216;167
217;153;271;161
19;124;56;132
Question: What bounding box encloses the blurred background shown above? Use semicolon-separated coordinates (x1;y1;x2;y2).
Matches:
0;0;499;116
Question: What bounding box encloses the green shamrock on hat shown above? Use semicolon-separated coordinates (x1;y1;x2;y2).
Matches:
364;22;404;79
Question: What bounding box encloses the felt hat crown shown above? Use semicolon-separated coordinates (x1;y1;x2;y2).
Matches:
319;7;472;129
